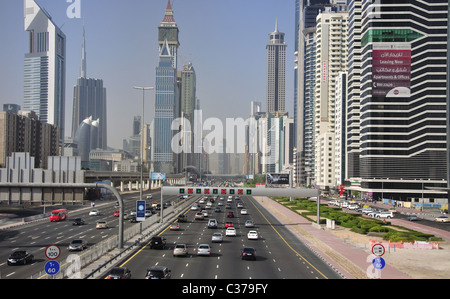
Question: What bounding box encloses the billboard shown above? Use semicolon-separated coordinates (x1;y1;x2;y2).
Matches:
151;173;166;180
372;43;411;98
266;173;290;185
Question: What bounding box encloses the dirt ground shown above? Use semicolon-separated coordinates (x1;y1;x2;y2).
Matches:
327;225;450;279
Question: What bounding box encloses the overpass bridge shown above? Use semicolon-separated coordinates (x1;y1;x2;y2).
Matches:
84;171;186;191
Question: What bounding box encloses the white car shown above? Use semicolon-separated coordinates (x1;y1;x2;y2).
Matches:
191;205;199;210
197;244;211;256
173;244;188;257
247;230;258;240
376;211;394;219
225;227;236;236
241;209;248;215
89;209;100;216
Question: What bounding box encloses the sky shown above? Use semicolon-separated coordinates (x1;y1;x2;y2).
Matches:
0;0;296;149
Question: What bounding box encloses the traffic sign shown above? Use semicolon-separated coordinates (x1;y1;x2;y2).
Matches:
372;257;386;270
45;245;61;260
372;243;385;257
44;260;60;276
136;200;146;222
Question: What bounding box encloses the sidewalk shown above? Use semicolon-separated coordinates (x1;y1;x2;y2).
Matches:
254;196;450;279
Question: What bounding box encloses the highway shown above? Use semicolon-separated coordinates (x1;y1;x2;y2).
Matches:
112;195;343;279
0;190;174;279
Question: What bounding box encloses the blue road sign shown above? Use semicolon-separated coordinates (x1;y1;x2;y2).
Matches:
45;260;60;276
372;257;386;270
136;200;146;222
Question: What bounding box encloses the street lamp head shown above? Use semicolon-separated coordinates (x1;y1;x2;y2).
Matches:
133;86;154;90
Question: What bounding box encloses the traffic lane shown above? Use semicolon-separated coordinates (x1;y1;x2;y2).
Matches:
244;198;342;279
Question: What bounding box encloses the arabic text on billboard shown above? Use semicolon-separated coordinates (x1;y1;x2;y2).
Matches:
372;43;411;98
266;173;290;185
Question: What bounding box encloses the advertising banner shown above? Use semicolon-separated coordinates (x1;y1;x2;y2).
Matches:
151;173;166;180
266;173;290;185
372;43;411;98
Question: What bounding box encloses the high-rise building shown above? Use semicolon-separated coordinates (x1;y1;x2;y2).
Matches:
266;19;287;114
24;0;66;141
347;0;449;202
153;1;180;174
71;27;107;150
314;10;348;189
295;0;340;186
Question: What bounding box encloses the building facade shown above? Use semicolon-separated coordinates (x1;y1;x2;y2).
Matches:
266;20;287;114
153;1;180;174
349;0;449;202
0;111;59;169
23;0;66;141
314;10;349;189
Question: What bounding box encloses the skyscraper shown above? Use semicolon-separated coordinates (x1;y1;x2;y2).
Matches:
314;10;348;189
153;1;179;174
348;0;449;202
266;19;287;114
24;0;66;141
71;27;107;150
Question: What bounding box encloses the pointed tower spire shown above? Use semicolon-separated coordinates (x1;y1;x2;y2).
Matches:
80;24;87;78
162;0;176;23
275;17;279;33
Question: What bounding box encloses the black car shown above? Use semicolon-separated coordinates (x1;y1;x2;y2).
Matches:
149;236;166;249
177;214;187;222
72;218;85;225
145;266;171;279
241;247;256;260
106;267;132;279
7;250;34;265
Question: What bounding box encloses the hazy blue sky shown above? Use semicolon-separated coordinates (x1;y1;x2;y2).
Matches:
0;0;296;149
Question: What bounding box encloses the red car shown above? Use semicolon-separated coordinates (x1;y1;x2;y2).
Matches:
114;210;120;217
225;221;233;228
227;211;234;218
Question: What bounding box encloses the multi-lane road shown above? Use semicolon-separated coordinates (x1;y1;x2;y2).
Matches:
0;190;343;279
110;195;343;279
0;190;174;279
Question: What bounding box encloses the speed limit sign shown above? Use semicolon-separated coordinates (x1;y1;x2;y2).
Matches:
45;245;61;260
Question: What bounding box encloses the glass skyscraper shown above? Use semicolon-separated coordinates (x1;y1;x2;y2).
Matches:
23;0;66;141
153;1;180;174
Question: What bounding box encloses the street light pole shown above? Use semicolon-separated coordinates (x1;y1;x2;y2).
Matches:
133;86;154;203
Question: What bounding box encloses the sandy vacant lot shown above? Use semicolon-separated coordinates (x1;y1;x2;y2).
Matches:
329;226;450;279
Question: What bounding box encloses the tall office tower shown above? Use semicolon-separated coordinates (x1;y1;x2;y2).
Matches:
24;0;66;141
71;27;107;150
351;0;449;202
345;0;362;180
180;62;197;169
295;0;336;186
266;19;287;114
153;1;179;174
314;10;348;189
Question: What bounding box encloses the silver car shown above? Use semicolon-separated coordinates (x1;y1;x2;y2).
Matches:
197;244;211;256
68;239;87;251
211;232;223;243
173;244;188;257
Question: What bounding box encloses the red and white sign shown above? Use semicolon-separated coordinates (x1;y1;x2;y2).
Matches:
45;245;61;260
372;243;385;257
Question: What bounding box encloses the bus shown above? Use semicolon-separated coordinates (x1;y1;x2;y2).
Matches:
50;209;68;222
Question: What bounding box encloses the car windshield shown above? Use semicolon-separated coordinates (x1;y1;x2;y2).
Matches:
175;244;185;248
148;270;164;278
10;251;26;257
71;240;82;244
110;268;125;275
51;212;60;216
